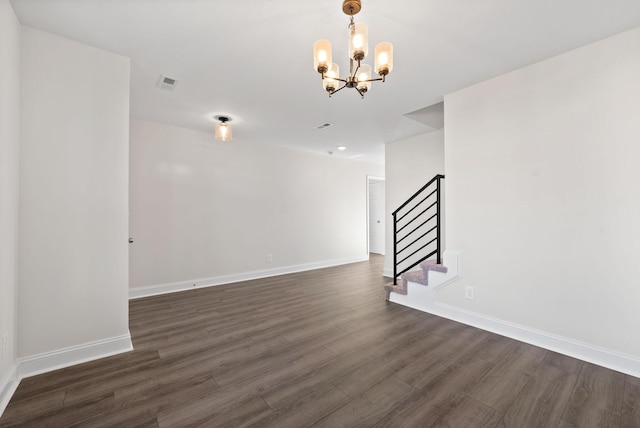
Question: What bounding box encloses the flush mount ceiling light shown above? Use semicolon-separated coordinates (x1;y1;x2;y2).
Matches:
313;0;393;98
214;116;232;141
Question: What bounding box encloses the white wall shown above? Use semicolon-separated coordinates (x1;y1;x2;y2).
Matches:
130;120;384;292
19;28;131;359
443;28;640;359
0;0;20;405
384;130;445;277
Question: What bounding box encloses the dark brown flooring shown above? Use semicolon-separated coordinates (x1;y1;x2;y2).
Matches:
1;255;639;427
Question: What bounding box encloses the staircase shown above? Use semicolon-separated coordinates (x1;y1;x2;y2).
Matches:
385;259;448;300
386;174;447;300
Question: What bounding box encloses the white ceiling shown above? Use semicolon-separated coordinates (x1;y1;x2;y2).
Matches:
10;0;640;164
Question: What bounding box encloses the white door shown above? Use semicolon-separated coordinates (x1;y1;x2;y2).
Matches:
368;179;385;254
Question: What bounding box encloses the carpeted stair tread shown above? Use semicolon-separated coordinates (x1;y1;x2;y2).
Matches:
420;260;448;273
384;260;448;300
401;270;429;286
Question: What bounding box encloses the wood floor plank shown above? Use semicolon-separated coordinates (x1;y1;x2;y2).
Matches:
183;393;273;428
373;344;499;426
332;331;443;398
394;325;493;389
621;375;640;428
313;375;415;427
0;255;632;427
0;388;65;426
258;378;351;427
213;343;338;387
261;338;393;396
496;352;581;427
468;341;548;412
427;395;503;428
13;392;115;428
322;326;387;356
154;380;264;427
559;362;626;427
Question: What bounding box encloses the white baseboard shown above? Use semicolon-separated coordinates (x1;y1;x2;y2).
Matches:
0;364;19;418
130;255;370;299
390;283;640;378
18;332;133;379
1;332;132;418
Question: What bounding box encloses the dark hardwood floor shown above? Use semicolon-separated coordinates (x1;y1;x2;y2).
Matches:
1;255;639;427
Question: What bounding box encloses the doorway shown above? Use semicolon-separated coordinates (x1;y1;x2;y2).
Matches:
367;176;385;255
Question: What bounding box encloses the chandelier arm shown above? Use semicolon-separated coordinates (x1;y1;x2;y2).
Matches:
320;75;349;84
331;84;348;95
358;77;384;83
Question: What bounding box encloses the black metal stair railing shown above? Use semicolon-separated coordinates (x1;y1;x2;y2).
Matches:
393;174;445;285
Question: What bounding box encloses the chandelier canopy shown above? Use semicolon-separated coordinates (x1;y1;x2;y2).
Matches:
313;0;393;98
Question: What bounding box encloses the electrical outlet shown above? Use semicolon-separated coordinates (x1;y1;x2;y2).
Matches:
465;286;475;300
2;332;8;360
266;254;273;263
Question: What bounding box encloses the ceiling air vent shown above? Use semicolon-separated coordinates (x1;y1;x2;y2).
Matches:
157;74;178;91
315;122;333;130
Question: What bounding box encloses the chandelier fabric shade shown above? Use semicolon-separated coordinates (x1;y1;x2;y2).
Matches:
313;0;393;98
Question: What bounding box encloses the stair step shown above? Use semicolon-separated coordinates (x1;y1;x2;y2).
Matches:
384;260;448;300
419;260;448;274
401;270;428;286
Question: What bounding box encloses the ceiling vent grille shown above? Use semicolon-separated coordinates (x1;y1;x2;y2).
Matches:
157;75;179;91
315;122;333;130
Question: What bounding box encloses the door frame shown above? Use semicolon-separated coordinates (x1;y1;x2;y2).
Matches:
366;175;386;255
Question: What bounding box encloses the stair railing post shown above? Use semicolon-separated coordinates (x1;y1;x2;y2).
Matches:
436;175;442;265
393;212;398;285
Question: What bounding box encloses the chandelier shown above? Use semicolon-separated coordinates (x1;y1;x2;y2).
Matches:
313;0;393;98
